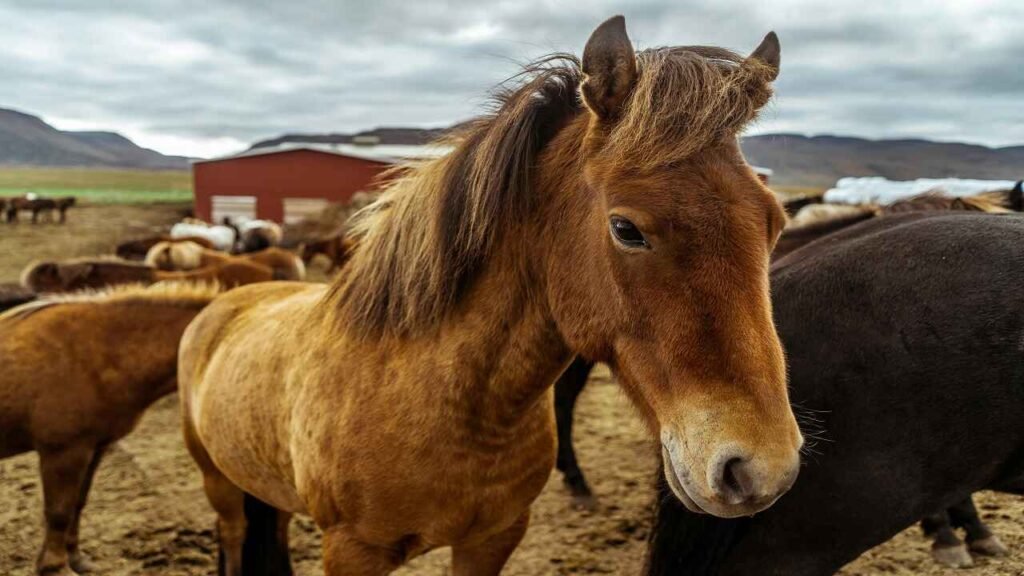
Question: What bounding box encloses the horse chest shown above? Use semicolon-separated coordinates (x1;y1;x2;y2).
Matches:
297;395;557;549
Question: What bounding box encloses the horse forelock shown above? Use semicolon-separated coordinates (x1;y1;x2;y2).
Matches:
602;46;775;171
328;45;775;338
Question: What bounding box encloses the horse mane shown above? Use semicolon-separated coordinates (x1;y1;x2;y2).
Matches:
328;46;774;337
0;281;222;324
883;192;1010;214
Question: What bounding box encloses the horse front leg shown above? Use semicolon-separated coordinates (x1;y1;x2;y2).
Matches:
36;443;97;576
924;509;973;568
554;357;596;510
451;510;530;576
66;446;107;574
322;526;402;575
949;495;1008;557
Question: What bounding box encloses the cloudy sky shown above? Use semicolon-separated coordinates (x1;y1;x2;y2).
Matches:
1;0;1020;157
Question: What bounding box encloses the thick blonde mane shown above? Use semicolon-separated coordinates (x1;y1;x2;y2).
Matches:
0;281;222;324
329;46;773;337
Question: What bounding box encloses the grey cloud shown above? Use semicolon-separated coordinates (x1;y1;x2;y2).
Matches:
0;0;1020;156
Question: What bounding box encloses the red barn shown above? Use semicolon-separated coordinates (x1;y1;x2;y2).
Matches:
191;142;450;223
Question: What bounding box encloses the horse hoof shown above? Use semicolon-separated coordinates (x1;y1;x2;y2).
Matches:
932;544;974;568
69;555;96;573
37;566;81;576
969;535;1009;557
571;493;599;512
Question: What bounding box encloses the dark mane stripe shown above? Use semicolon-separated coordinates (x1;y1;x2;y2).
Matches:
328;56;583;336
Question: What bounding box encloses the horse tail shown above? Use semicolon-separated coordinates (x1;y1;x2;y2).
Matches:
226;493;293;576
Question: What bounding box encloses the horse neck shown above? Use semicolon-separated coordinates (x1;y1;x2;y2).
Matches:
424;233;573;440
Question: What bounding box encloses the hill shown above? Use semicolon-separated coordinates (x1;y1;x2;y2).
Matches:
741;134;1024;187
254;128;1023;188
0;108;189;169
250;126;451;149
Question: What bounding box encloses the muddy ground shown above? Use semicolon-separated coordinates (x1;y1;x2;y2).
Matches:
1;203;1022;574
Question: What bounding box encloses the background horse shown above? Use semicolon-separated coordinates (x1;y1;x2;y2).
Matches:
645;213;1024;576
299;234;355;273
171;221;236;251
179;17;800;575
146;242;305;281
21;257;276;293
0;282;222;576
773;190;1014;261
0;282;36;313
115;235;216;261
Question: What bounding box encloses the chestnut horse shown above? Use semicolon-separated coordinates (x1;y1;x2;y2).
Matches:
180;17;802;575
0;282;222;576
146;242;306;280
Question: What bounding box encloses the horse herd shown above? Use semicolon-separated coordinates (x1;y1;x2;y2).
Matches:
1;15;1023;576
1;195;77;224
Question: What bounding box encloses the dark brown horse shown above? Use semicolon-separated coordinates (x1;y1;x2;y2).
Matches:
299;233;355;273
645;213;1024;575
4;196;74;224
0;283;222;576
0;282;36;313
21;257;276;293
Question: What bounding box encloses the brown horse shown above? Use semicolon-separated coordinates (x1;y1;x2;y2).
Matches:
146;242;306;280
299;234;356;273
4;197;72;224
55;197;76;224
21;257;276;293
180;17;801;576
115;235;217;261
0;282;222;576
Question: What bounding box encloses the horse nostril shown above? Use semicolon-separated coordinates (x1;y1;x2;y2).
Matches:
716;456;755;504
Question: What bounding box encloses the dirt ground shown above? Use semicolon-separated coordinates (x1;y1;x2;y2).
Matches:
1;203;1022;575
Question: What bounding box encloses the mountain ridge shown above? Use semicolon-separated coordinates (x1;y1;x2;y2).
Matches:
0;107;189;170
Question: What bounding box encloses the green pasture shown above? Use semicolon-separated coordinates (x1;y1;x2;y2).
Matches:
0;167;192;204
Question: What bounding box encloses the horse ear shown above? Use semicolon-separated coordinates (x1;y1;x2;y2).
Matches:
581;15;637;120
747;31;781;81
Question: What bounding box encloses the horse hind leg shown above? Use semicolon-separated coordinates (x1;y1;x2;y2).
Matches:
36;442;97;576
242;494;293;576
184;417;291;576
925;510;973;568
949;495;1009;557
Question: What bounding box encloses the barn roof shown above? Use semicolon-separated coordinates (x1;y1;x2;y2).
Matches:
192;142;455;165
195;141;774;178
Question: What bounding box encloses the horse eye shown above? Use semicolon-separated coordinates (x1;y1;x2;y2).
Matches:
609;216;649;249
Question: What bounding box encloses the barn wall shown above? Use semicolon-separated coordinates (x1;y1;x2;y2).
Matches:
192;149;390;222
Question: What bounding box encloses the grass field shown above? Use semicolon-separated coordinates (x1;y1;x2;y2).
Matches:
0;167;192;204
